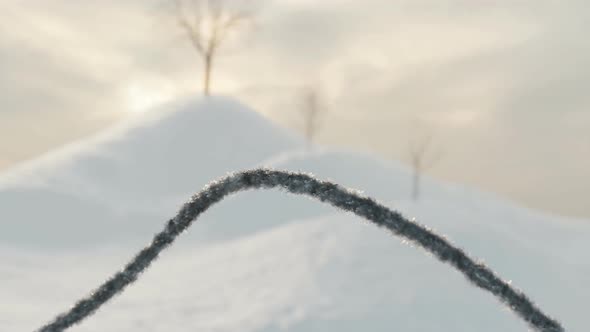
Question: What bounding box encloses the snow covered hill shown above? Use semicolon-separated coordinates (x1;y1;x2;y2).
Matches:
0;97;588;331
0;97;302;248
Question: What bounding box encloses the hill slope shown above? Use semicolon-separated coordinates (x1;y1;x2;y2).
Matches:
0;97;301;248
0;97;588;331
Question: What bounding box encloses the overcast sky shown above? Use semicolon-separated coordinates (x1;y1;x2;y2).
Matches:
0;0;588;219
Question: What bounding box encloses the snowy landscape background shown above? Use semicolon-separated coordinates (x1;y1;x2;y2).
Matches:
1;1;589;331
1;97;588;331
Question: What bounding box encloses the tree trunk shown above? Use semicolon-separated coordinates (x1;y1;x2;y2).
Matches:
412;169;420;201
203;54;212;96
305;118;314;149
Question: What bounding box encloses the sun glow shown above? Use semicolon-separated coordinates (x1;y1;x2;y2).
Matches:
124;82;172;113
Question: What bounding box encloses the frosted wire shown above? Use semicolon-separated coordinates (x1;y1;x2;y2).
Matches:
37;169;564;332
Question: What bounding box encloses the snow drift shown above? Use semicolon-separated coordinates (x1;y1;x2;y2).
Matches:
0;97;588;331
0;97;302;248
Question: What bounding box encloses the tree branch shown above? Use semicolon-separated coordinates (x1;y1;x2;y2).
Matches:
175;0;206;55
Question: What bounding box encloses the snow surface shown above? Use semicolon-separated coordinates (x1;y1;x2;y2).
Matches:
0;96;588;331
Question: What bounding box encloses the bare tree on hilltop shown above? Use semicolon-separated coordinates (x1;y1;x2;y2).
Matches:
174;0;253;96
298;87;326;148
408;131;442;201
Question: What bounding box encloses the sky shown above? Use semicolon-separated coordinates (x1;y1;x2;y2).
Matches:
0;0;588;219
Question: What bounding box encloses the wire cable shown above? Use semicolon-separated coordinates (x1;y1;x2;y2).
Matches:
37;169;564;332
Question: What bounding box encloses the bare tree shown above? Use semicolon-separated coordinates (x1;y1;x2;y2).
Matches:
175;0;251;96
408;131;442;201
298;87;325;148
